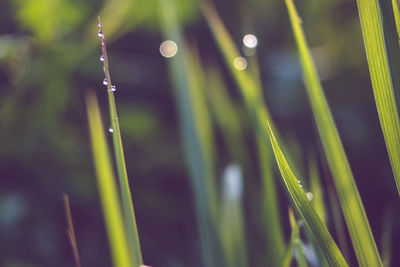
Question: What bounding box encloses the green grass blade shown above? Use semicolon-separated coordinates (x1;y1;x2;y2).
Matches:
267;123;348;267
204;65;248;166
306;156;329;267
220;165;249;267
98;18;143;266
327;186;351;262
86;92;132;267
392;0;400;41
285;0;383;265
281;208;300;267
294;239;309;267
356;0;400;195
381;207;393;267
308;155;326;225
381;0;400;106
159;1;221;265
201;3;285;264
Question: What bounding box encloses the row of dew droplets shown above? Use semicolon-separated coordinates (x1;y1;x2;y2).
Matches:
98;18;117;134
98;21;117;92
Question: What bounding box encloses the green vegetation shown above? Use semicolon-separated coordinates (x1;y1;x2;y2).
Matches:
2;0;399;266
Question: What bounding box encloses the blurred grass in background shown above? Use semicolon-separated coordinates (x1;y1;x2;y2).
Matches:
0;0;399;266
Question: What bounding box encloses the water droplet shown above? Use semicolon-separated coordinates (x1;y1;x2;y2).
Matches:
306;192;313;201
100;55;104;62
111;85;116;92
108;128;114;133
103;78;108;85
98;30;103;37
233;57;248;70
298;180;303;188
159;40;178;58
98;23;101;28
243;34;258;48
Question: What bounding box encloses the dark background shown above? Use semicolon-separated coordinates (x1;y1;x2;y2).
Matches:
0;0;398;266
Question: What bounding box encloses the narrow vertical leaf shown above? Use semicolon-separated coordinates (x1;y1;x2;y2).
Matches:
201;3;285;264
356;0;400;195
267;123;348;267
159;1;221;265
98;18;143;266
63;194;81;267
308;156;326;225
86;92;132;267
220;165;249;267
285;0;383;265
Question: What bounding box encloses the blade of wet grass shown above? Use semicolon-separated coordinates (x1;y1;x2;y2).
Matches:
86;92;132;267
267;123;348;267
98;18;143;266
285;0;383;265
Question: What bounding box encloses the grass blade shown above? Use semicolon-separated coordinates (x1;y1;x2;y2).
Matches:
308;155;326;225
201;3;285;264
282;208;300;267
392;0;400;41
220;165;249;267
98;18;143;266
159;1;221;265
267;123;348;267
63;194;81;267
285;0;383;265
204;65;248;167
381;207;393;267
356;0;400;195
326;186;351;262
86;92;132;267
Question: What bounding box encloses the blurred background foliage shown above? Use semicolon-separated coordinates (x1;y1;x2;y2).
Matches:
0;0;399;266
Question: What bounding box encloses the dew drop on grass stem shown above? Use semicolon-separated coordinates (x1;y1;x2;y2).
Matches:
298;180;303;188
108;128;114;133
100;55;104;62
306;192;313;201
98;30;103;37
111;85;116;92
103;78;108;85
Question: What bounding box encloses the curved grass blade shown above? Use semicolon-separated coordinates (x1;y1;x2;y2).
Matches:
201;3;285;264
98;18;143;266
285;0;383;265
267;123;348;267
86;92;132;267
356;0;400;195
